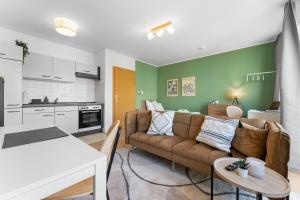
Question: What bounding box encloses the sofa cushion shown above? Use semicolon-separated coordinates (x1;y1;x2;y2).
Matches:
173;112;192;138
232;127;268;160
196;116;239;152
240;118;266;129
147;111;175;136
148;135;184;151
173;140;229;165
188;114;205;139
136;111;152;132
129;132;184;152
265;122;290;178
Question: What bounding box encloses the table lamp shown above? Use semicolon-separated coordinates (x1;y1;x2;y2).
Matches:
231;90;241;105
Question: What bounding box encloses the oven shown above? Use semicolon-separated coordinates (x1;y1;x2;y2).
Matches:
78;105;102;132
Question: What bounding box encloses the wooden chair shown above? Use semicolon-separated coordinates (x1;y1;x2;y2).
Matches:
102;121;121;200
44;121;121;200
226;105;243;118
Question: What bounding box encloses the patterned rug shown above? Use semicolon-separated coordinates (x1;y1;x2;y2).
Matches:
76;148;260;200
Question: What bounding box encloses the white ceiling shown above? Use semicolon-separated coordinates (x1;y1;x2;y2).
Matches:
0;0;287;66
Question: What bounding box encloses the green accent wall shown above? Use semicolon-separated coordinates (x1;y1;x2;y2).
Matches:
157;43;276;114
136;61;157;109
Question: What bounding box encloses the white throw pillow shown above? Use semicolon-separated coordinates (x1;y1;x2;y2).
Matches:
147;111;175;136
155;102;165;111
146;100;165;111
146;100;156;111
196;116;239;152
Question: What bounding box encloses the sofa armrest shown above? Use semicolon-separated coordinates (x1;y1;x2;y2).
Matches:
265;122;290;178
125;111;137;144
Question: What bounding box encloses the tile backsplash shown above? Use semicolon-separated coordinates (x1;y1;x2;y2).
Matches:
23;78;96;103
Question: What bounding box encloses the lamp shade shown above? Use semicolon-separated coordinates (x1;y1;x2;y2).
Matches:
231;90;241;99
54;18;78;37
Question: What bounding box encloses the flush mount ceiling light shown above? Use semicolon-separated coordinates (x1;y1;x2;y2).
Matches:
54;18;78;37
147;21;175;40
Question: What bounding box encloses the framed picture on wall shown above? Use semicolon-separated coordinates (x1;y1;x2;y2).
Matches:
167;79;178;97
182;76;196;96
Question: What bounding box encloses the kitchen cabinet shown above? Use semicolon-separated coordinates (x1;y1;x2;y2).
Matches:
0;58;22;109
53;57;76;82
23;52;53;80
55;106;78;134
76;62;97;75
4;108;22;126
23;107;55;125
0;43;23;61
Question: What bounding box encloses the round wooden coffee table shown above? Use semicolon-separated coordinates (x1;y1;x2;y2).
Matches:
212;157;290;200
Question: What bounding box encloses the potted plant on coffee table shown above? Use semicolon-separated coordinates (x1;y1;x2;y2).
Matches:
237;159;249;178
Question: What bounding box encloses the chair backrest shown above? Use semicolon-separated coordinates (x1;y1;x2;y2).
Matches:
100;120;120;181
226;106;243;118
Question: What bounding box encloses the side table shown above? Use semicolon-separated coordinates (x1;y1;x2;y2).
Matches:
211;157;290;200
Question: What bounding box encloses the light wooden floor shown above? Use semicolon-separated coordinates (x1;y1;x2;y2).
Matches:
46;133;300;200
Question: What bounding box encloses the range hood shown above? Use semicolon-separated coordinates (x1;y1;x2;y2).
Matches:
75;67;100;80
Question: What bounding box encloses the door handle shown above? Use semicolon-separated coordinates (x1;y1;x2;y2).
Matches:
7;110;20;113
84;70;91;73
34;109;45;111
43;115;53;117
41;75;51;78
7;104;20;107
56;113;65;116
114;95;118;103
54;77;63;79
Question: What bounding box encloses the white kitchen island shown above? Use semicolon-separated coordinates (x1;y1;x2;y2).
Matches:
0;124;106;200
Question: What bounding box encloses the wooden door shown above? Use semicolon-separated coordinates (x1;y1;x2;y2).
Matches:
113;67;136;130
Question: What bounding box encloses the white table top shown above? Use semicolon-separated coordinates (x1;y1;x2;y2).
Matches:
0;124;106;200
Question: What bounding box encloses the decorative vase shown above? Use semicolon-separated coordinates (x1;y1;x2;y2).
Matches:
237;167;248;178
247;157;265;178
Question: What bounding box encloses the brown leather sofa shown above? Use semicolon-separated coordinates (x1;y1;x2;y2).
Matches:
125;111;290;179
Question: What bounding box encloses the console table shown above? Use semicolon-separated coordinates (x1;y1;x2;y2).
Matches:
208;104;230;116
212;158;290;200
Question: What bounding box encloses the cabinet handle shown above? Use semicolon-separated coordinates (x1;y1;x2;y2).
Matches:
7;110;20;113
54;77;63;79
7;104;20;107
0;53;6;56
41;75;51;78
43;115;53;117
84;70;91;73
56;113;65;116
34;109;45;111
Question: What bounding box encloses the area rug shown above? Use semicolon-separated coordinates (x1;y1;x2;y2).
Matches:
77;148;259;200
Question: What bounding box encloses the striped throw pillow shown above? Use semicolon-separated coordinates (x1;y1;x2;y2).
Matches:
147;111;175;136
196;116;239;152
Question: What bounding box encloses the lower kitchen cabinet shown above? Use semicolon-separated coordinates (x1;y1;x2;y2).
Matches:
55;110;78;134
23;113;55;125
4;108;22;126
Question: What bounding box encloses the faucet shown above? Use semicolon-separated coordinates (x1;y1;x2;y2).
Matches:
54;97;59;104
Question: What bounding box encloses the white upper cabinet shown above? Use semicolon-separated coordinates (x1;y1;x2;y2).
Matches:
0;43;23;61
53;57;76;82
23;53;76;82
76;62;97;75
0;58;22;108
23;52;53;80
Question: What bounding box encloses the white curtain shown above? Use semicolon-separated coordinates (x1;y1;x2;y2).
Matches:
273;35;282;102
280;1;300;171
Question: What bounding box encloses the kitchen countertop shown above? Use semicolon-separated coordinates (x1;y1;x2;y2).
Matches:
22;102;104;108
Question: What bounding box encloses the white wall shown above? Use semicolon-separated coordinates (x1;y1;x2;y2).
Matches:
0;27;95;64
95;49;105;104
102;49;135;131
